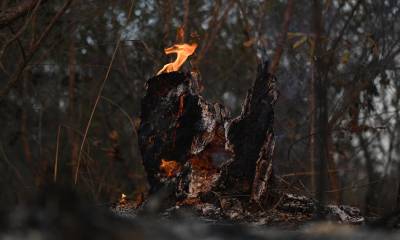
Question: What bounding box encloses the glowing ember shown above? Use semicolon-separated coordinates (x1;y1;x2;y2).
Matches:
119;193;127;205
156;43;198;75
160;159;181;177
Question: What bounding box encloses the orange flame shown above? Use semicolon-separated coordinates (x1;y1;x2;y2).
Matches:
157;43;198;75
160;159;181;177
119;193;127;205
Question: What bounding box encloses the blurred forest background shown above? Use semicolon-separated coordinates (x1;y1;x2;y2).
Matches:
0;0;399;217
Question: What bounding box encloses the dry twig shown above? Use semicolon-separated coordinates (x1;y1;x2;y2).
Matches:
0;0;73;99
74;0;135;184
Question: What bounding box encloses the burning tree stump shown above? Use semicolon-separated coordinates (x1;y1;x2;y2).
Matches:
138;61;278;208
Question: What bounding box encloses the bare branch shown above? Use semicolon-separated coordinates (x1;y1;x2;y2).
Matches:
0;0;43;29
269;0;294;75
0;0;73;99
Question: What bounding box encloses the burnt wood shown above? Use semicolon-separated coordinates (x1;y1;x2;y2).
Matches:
138;72;229;194
221;61;278;204
138;61;278;207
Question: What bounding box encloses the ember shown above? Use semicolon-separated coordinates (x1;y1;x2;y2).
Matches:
157;43;198;75
160;159;181;177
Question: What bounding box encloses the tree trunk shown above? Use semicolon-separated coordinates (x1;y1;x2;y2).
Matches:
21;74;33;165
327;133;341;204
358;133;380;215
308;52;316;195
138;61;278;207
312;0;329;218
68;41;79;177
397;172;400;209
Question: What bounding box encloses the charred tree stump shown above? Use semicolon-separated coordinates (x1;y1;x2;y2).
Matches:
138;61;278;207
138;72;230;197
219;61;278;204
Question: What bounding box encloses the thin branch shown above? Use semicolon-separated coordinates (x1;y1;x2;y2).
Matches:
0;0;43;29
269;0;294;75
328;0;363;53
0;0;73;99
0;0;43;67
182;0;190;42
0;141;26;186
100;96;137;134
195;0;235;65
74;0;135;184
7;25;27;62
280;168;356;178
54;125;62;183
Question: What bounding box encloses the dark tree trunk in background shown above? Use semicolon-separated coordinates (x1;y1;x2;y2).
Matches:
312;0;329;218
397;175;400;209
308;36;317;197
21;74;33;165
68;41;79;177
398;161;400;209
138;61;278;207
358;133;381;215
269;0;293;75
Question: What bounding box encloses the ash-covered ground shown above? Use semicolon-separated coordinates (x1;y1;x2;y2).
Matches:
1;185;399;240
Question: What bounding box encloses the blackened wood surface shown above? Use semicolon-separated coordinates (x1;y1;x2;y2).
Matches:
139;61;278;206
138;72;229;193
220;61;278;202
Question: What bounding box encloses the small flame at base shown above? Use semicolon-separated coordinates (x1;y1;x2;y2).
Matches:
157;43;198;75
160;159;181;177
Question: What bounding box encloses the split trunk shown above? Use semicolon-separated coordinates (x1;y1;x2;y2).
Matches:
138;61;278;207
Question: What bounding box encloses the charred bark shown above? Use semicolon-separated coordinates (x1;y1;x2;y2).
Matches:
218;61;278;204
138;72;230;195
138;61;278;207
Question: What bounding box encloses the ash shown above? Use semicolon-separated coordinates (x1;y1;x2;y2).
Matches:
1;188;398;240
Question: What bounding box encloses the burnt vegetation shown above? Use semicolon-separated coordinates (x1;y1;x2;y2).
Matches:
0;0;400;238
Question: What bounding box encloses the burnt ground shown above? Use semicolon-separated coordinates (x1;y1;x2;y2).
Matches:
1;185;398;240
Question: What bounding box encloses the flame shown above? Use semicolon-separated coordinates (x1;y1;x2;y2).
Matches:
160;159;181;177
119;193;127;205
157;43;198;75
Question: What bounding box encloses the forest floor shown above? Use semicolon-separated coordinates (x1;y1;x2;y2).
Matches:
1;186;399;240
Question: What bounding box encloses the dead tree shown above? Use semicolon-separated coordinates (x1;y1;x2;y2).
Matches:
138;61;278;207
